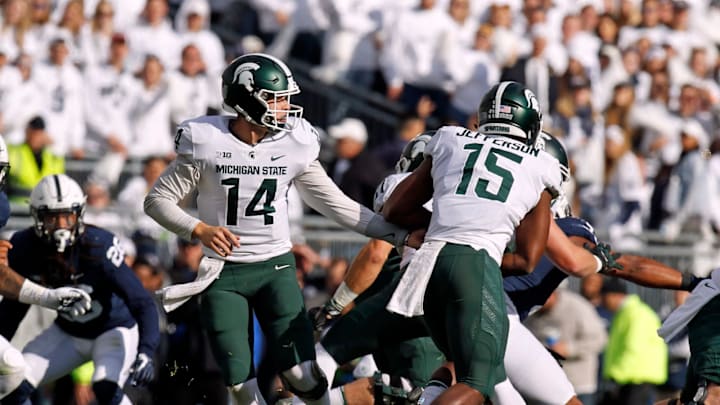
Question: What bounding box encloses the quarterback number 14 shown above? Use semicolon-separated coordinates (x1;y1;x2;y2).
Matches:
456;144;523;202
222;178;277;225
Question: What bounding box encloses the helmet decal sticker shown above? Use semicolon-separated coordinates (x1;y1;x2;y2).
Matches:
233;62;260;92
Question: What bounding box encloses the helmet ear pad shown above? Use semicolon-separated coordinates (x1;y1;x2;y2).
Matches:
222;82;268;125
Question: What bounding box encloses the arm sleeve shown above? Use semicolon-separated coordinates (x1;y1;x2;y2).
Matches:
143;153;202;241
108;263;160;356
294;160;408;246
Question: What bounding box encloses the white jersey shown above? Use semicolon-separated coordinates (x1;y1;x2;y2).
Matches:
175;115;320;262
425;126;561;264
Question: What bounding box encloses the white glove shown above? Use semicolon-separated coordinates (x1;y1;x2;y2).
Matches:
18;280;92;316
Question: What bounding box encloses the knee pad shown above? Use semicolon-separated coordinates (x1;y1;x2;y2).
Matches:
1;379;35;404
0;346;27;399
92;380;123;405
280;360;328;401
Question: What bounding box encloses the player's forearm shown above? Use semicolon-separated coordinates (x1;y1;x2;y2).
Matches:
607;254;685;290
547;232;601;278
500;253;534;276
513;192;552;273
343;239;393;296
143;161;201;241
0;265;24;300
144;196;200;242
295;161;408;246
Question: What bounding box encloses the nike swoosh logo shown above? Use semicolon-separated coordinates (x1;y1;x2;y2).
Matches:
275;264;291;270
70;273;84;281
271;155;286;161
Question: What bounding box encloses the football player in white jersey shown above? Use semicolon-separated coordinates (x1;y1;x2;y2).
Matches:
143;53;416;405
383;81;562;405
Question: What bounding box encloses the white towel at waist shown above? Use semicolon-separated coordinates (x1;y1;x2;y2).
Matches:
658;269;720;342
386;241;446;317
157;256;225;312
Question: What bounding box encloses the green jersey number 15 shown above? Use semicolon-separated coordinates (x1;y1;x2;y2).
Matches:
456;144;523;202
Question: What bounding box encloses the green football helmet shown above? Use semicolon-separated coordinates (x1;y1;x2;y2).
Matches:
477;81;543;146
395;130;436;174
221;53;303;131
539;131;570;182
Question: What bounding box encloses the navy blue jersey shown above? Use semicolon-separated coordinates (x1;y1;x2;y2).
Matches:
504;217;598;320
0;225;159;356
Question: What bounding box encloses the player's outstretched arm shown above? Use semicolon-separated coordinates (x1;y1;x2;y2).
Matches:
295;160;410;247
606;252;690;290
508;190;553;275
546;221;605;277
309;239;394;331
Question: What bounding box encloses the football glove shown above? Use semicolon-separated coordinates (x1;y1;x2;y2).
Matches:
584;242;623;273
308;299;343;332
129;353;155;386
18;280;92;316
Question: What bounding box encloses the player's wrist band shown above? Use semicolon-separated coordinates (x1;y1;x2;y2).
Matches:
593;255;603;273
330;281;358;311
18;279;51;306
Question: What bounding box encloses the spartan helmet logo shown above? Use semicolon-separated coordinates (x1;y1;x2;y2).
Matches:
524;89;540;113
233;62;261;92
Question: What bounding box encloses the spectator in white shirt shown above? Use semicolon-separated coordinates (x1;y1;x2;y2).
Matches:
448;0;478;48
0;0;31;62
660;119;713;242
247;0;295;45
107;0;146;32
58;0;95;71
601;125;647;251
2;53;43;145
83;32;134;158
117;155;168;237
447;24;500;126
175;0;225;78
380;0;458;120
0;49;22;133
33;35;86;158
126;0;181;72
25;0;58;61
82;179;127;236
126;54;174;160
312;0;385;88
168;43;216;127
86;1;117;70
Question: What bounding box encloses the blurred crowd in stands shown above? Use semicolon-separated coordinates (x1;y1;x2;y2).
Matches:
0;0;717;253
0;0;718;402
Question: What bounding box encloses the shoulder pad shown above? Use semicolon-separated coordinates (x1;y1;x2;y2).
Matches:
286;118;321;146
373;173;410;213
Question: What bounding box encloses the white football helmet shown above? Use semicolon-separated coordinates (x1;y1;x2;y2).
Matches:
30;174;86;252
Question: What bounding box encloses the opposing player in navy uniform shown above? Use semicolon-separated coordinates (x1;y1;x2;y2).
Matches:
0;139;94;399
0;174;160;405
